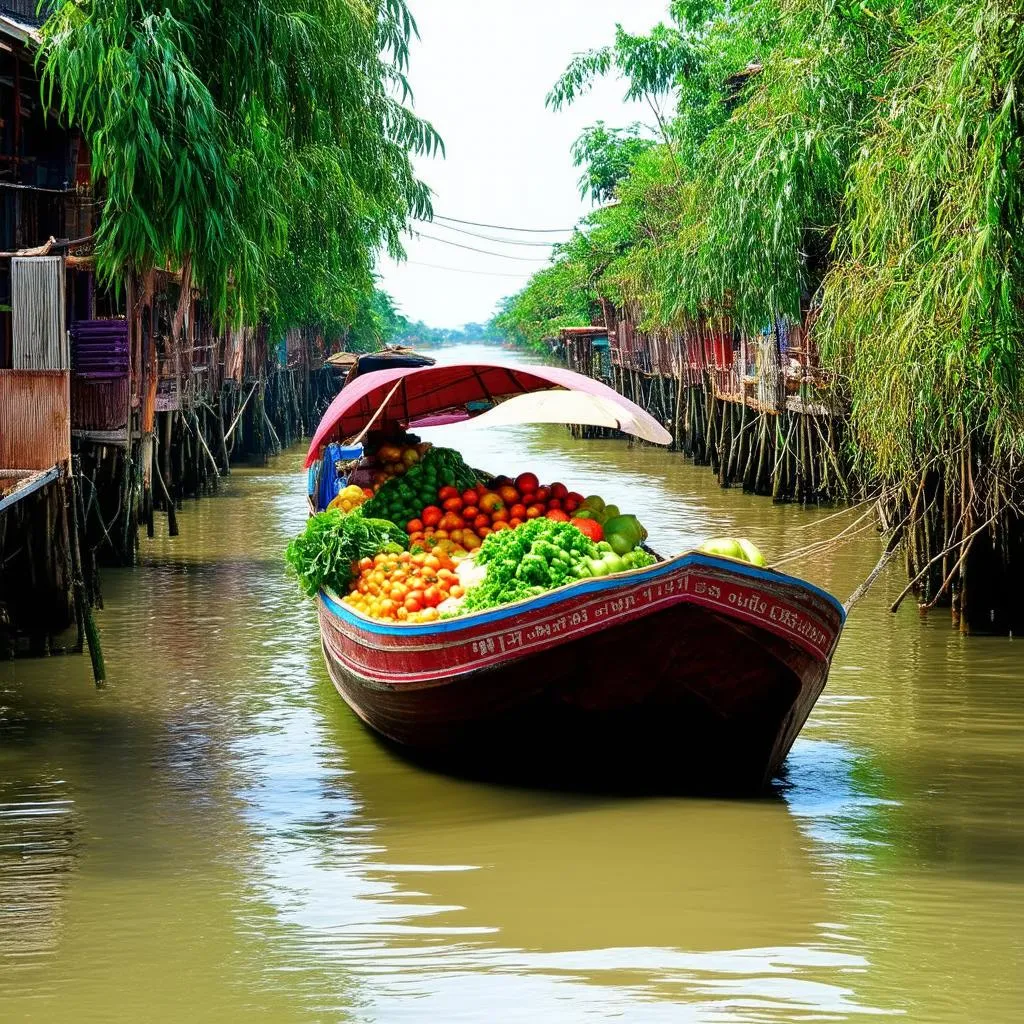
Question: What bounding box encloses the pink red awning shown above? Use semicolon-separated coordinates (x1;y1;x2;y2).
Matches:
305;361;669;466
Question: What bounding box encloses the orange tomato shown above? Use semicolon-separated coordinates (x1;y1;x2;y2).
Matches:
498;485;520;506
490;508;509;523
450;585;465;599
423;586;441;608
514;472;539;494
421;506;443;528
399;551;412;563
461;489;479;506
419;607;440;623
396;606;409;620
479;493;504;514
492;521;511;532
434;529;450;540
438;485;459;502
525;505;544;519
477;526;492;537
438;513;463;531
509;503;527;520
358;557;373;571
473;514;491;532
509;517;524;528
442;496;464;514
534;486;551;503
412;553;427;566
406;518;424;534
424;555;441;571
380;599;396;617
404;595;422;613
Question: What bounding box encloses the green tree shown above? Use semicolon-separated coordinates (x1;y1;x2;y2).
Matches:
38;0;442;333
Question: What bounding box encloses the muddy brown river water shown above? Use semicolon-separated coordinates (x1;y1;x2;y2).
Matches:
2;345;1022;1022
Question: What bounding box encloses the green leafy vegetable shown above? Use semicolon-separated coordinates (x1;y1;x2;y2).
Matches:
460;518;657;613
286;509;404;598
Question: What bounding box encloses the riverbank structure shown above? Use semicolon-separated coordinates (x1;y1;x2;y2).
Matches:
1;6;340;653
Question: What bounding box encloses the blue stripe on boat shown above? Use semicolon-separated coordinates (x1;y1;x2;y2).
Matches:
320;552;846;636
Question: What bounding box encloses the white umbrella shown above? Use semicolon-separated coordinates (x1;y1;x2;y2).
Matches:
463;388;672;445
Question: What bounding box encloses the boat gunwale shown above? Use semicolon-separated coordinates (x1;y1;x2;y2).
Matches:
320;549;846;639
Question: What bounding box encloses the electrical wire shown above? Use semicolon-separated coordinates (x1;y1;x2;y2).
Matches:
426;221;559;247
414;232;553;262
433;214;573;235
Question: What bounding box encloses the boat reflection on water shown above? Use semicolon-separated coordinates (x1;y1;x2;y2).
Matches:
230;661;893;1022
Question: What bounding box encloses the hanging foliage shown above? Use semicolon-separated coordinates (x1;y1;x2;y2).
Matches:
38;0;442;331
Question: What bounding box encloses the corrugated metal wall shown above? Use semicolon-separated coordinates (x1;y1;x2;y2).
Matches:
0;369;71;470
12;257;68;371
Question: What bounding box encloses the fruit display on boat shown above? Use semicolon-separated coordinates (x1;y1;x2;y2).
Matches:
699;537;768;567
290;443;664;622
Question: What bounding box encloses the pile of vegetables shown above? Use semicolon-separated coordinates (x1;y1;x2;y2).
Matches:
343;546;464;623
460;518;655;613
290;444;660;621
362;446;479;527
699;537;768;567
285;508;405;596
368;440;431;490
327;483;374;514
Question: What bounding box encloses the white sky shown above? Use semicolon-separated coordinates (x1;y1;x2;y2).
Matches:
375;0;670;329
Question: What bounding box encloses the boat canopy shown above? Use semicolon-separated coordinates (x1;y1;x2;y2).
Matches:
305;361;670;467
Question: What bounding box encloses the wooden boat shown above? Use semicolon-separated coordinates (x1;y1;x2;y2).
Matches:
306;361;846;792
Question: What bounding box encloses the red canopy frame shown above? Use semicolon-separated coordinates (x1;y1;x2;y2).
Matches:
305;361;661;467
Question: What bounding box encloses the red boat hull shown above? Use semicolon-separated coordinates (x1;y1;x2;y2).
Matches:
318;552;845;791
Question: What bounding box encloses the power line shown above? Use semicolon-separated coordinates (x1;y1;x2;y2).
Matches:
414;232;553;262
426;221;559;248
433;214;574;235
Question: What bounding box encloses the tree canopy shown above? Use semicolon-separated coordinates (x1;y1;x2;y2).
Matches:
38;0;442;335
499;0;1024;498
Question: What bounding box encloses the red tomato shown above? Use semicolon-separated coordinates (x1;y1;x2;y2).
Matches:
461;489;479;507
442;496;464;513
462;505;479;520
571;517;604;542
514;472;539;494
525;505;544;519
491;521;511;532
546;498;562;511
509;503;527;520
438;485;459;502
439;512;463;531
422;586;442;608
477;526;492;537
566;492;585;505
534;486;551;503
473;514;491;532
421;506;443;528
519;493;536;508
550;482;568;500
546;509;570;522
404;595;423;613
490;508;510;523
563;498;579;514
497;485;520;506
406;518;424;534
508;517;524;528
